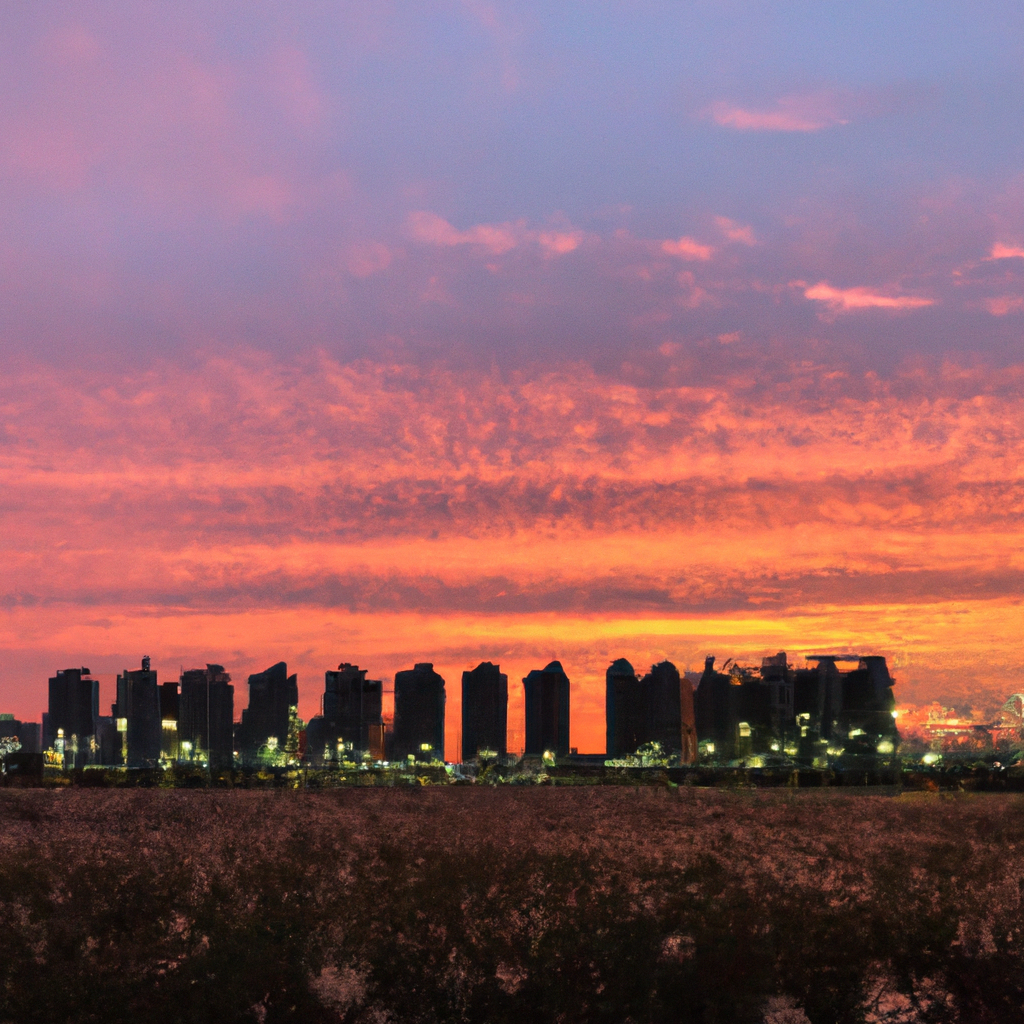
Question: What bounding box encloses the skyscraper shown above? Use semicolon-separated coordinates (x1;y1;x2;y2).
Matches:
239;661;298;766
307;663;384;764
114;656;161;767
45;668;99;769
392;663;446;762
605;658;642;757
523;661;570;758
461;662;508;760
178;665;234;770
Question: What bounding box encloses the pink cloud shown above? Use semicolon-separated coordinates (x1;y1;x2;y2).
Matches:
714;216;757;246
346;241;393;278
710;92;849;132
987;242;1024;260
799;281;934;312
408;211;583;257
984;296;1024;316
661;236;713;260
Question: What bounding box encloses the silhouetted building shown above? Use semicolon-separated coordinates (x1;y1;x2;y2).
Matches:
239;662;298;766
761;652;794;741
45;668;99;769
695;656;733;758
462;662;508;760
523;661;570;758
114;656;161;767
178;665;234;770
0;716;41;755
306;663;384;765
801;654;898;753
643;660;697;763
393;663;446;762
159;682;179;760
606;658;642;757
606;659;696;763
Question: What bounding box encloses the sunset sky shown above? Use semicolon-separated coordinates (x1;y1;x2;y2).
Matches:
2;2;1022;754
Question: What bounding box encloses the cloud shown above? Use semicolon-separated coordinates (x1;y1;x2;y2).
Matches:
2;351;1022;736
798;281;934;312
709;92;850;132
408;211;583;257
987;242;1024;260
984;295;1024;316
661;236;713;260
346;241;393;278
714;217;757;245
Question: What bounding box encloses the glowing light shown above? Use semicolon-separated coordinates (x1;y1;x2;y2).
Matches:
876;740;895;755
922;752;941;765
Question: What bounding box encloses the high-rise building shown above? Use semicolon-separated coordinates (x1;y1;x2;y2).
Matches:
45;668;99;769
642;660;696;762
114;656;161;767
239;662;298;766
178;665;234;770
461;662;508;760
605;658;642;757
523;661;570;758
392;663;446;762
159;682;180;760
606;659;695;762
306;663;384;764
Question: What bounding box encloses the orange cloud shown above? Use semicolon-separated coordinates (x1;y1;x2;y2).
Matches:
661;236;713;260
799;281;934;311
710;92;849;132
2;353;1022;740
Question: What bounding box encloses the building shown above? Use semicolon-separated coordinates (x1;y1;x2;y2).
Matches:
803;654;898;753
238;662;298;766
642;660;697;763
114;656;162;767
605;658;643;757
606;659;696;763
392;663;446;762
461;662;508;760
159;681;180;760
306;663;384;765
0;715;41;755
178;665;234;770
523;661;570;758
44;668;99;769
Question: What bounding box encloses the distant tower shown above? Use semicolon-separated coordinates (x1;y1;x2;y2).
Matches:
159;681;180;760
45;668;99;769
523;661;570;757
114;657;161;767
392;664;446;762
461;662;508;760
309;663;384;763
642;660;689;759
178;665;234;770
605;658;642;757
239;662;298;766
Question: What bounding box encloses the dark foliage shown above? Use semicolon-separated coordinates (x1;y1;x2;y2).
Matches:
1;789;1022;1023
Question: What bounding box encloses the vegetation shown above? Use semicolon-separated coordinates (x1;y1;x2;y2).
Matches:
1;788;1022;1023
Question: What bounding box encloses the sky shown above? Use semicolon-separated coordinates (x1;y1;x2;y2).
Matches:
1;1;1022;754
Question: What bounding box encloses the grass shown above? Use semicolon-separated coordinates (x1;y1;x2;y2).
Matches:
1;787;1022;1023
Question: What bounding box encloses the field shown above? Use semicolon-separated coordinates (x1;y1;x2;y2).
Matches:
1;788;1022;1024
